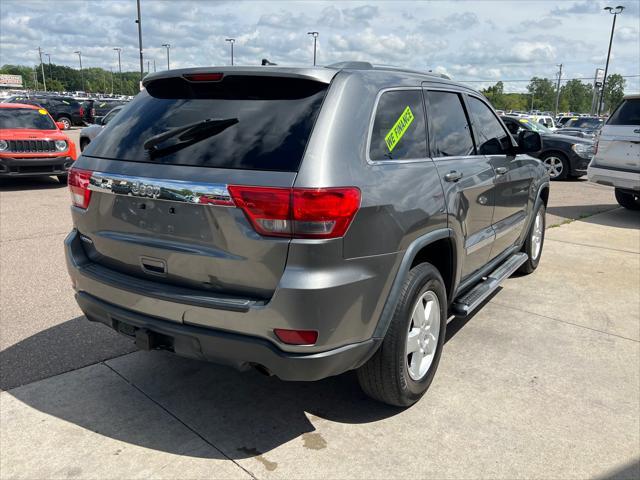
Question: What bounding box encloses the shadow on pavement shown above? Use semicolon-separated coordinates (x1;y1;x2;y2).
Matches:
4;318;408;459
0;176;66;191
0;316;135;391
596;458;640;480
581;207;640;230
546;203;618;223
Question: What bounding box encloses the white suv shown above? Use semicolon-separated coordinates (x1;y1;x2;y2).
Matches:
588;95;640;210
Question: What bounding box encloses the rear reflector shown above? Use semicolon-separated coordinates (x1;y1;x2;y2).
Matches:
228;186;360;239
183;73;224;82
274;329;318;345
68;167;92;209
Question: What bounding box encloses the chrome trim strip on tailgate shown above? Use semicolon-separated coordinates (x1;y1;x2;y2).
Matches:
88;171;234;206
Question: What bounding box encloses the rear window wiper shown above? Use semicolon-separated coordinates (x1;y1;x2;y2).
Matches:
143;117;239;156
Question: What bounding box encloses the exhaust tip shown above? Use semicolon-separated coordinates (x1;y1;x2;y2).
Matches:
252;363;273;377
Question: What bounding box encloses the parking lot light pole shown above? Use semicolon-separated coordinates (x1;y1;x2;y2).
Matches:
37;47;47;92
162;44;171;70
307;31;319;66
136;0;144;86
74;50;84;92
225;38;235;66
113;48;122;94
598;5;624;115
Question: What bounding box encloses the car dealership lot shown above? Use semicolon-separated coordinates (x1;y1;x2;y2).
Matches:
1;156;639;478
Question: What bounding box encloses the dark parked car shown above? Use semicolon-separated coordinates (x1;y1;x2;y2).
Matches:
81;99;128;124
4;95;83;129
558;117;604;139
502;116;594;180
65;63;548;406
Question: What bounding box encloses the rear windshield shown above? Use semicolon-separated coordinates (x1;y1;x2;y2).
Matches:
607;98;640;126
0;108;56;130
84;75;328;171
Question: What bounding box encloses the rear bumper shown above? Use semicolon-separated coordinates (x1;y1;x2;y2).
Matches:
76;290;381;381
587;165;640;191
65;229;397;378
0;156;74;177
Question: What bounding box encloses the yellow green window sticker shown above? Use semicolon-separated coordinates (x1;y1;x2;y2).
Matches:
384;106;415;152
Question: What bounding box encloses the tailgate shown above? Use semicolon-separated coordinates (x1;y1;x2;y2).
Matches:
72;71;331;300
596;126;640;171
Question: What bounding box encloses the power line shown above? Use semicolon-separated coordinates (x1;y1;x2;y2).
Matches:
459;74;640;83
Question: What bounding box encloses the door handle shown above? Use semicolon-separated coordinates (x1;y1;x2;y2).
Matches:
444;171;463;182
495;167;508;175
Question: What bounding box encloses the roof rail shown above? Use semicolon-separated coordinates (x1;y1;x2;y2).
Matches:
326;61;373;70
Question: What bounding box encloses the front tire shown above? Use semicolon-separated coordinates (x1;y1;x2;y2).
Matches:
519;202;546;274
357;263;447;407
615;188;640;210
541;152;568;180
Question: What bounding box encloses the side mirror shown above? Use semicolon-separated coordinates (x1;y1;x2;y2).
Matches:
55;121;65;130
517;130;542;154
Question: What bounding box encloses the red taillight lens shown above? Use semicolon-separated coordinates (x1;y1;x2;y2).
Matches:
227;186;360;239
79;106;84;116
68;168;92;209
274;328;318;345
183;73;224;82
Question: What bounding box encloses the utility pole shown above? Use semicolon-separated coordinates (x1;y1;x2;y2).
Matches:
110;67;114;95
74;50;84;92
113;48;122;94
153;59;156;72
147;60;150;73
37;47;47;92
136;0;144;86
554;63;563;116
307;31;319;66
33;68;38;91
225;38;235;65
45;53;52;82
162;44;171;70
599;6;624;115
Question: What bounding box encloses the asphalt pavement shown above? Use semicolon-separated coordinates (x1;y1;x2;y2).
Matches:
0;141;638;478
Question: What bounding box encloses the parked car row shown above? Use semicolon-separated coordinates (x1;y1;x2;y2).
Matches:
1;93;129;130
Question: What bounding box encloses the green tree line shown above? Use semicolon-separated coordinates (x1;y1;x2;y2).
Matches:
1;63;144;96
481;74;626;114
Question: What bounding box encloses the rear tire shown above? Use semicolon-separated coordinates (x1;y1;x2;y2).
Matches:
357;263;447;407
57;174;68;184
541;152;568;180
615;188;640;210
518;202;546;274
57;116;71;130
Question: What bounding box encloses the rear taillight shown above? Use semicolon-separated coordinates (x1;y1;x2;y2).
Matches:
228;186;360;239
68;168;92;209
79;106;84;116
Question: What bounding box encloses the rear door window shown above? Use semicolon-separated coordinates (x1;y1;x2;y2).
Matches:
84;75;328;172
369;90;427;161
425;91;475;157
608;98;640;126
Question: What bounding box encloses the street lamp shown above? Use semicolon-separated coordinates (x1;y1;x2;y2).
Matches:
225;38;235;66
307;31;319;66
162;43;171;70
135;0;144;85
598;5;624;115
74;50;84;92
113;48;122;94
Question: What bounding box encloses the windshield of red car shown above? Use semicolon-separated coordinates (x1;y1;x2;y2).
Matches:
0;108;57;130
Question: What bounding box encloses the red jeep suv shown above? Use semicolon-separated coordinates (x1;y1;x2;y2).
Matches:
0;103;77;182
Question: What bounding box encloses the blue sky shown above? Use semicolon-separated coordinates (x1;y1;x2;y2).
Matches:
1;0;639;93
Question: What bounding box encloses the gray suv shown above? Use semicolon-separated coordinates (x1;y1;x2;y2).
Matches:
65;63;548;406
